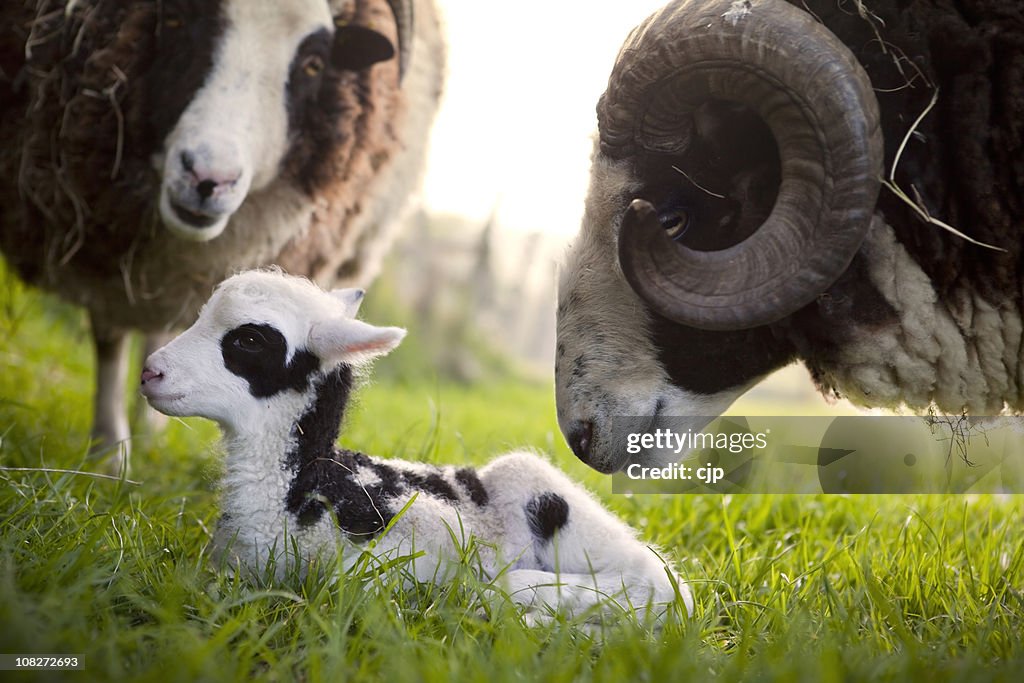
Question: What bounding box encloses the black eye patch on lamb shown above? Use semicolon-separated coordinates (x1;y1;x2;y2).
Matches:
221;323;319;397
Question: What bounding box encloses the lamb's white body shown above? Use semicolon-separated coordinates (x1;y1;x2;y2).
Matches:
141;270;691;623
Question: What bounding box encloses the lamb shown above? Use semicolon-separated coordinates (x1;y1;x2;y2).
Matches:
0;0;444;471
554;0;1024;472
139;270;692;624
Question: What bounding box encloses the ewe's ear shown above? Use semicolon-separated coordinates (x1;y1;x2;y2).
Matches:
308;317;405;365
329;288;365;317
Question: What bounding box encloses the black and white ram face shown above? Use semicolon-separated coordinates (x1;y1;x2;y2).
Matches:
150;0;396;241
555;157;766;473
555;0;885;473
140;271;404;433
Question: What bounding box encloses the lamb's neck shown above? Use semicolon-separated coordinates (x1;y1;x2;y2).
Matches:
215;402;305;565
221;365;352;469
218;400;305;529
207;366;354;578
221;408;300;472
284;365;353;471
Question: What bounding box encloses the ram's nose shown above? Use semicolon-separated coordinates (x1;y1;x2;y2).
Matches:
565;420;594;464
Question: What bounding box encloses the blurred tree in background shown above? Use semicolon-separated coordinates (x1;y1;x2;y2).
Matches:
361;209;563;385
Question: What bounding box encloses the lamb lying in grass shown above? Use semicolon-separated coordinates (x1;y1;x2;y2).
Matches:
140;270;691;624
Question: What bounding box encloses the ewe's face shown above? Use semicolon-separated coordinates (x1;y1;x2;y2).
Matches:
151;0;396;240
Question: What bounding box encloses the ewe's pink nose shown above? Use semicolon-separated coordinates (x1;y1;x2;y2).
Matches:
180;150;242;202
140;367;163;385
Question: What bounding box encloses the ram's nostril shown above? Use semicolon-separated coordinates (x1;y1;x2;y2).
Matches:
566;420;594;463
180;150;195;172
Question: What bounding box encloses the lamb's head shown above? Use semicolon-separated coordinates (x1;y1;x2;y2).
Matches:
152;0;409;240
140;270;404;434
556;0;885;473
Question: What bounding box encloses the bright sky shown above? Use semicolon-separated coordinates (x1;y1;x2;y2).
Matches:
421;0;669;238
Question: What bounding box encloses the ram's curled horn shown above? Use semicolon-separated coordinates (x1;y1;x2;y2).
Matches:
603;0;884;330
386;0;413;79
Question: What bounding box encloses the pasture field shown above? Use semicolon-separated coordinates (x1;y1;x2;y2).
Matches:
1;264;1023;682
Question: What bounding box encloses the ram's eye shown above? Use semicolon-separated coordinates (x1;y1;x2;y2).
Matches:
659;209;691;241
301;54;325;77
164;15;183;29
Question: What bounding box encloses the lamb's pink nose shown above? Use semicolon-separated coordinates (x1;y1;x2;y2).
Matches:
140;367;163;385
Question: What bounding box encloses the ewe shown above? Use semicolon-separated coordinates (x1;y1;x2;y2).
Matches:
0;0;444;472
141;270;691;624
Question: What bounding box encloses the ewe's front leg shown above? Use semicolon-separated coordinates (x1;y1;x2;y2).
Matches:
89;325;131;475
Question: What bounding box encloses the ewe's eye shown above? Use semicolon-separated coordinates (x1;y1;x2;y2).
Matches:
301;54;325;78
659;208;691;241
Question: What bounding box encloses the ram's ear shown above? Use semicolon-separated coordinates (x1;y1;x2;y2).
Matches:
329;288;365;317
331;24;395;71
308;317;405;365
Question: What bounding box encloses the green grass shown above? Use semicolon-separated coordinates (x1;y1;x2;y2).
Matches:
2;266;1023;682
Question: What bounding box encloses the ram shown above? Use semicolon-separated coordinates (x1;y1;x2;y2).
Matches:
140;269;691;625
0;0;443;471
555;0;1023;472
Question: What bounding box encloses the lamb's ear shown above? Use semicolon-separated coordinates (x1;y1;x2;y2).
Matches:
308;317;405;365
329;288;365;317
